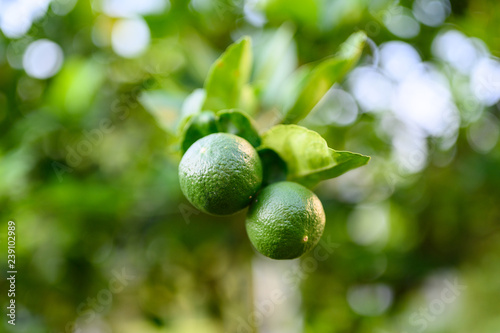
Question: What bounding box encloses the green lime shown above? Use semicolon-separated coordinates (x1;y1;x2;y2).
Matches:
179;133;263;216
245;181;325;259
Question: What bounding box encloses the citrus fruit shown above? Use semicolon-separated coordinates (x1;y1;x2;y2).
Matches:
245;181;325;259
179;133;263;216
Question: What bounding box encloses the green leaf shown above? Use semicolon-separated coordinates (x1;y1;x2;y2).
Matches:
261;124;370;187
252;23;297;108
180;109;262;154
282;31;367;124
202;36;252;111
298;149;371;188
239;84;258;115
139;90;185;134
262;125;332;175
216;109;261;147
180;111;218;153
180;88;206;121
257;148;288;186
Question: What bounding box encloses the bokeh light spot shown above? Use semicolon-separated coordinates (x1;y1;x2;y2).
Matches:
102;0;169;17
348;67;393;112
470;57;500;106
0;0;51;38
23;39;64;79
7;39;31;69
413;0;450;27
244;0;267;27
347;284;393;316
384;7;420;39
392;126;428;174
380;41;421;82
432;30;484;74
51;0;78;16
17;76;44;101
111;18;151;58
306;88;358;126
392;64;458;137
467;114;500;154
348;204;389;247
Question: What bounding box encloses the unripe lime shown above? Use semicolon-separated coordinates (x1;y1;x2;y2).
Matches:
179;133;263;216
246;181;325;259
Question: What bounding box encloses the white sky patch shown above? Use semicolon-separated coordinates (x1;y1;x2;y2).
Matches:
348;67;393;113
432;30;487;74
0;0;52;38
244;0;266;27
392;63;459;137
470;57;500;106
347;38;464;176
100;0;168;17
380;41;421;82
392;125;428;174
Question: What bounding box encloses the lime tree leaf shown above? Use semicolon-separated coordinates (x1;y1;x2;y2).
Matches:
180;109;262;154
180;111;218;153
180;88;206;121
176;89;206;143
202;36;252;111
260;124;370;187
252;23;297;108
139;90;186;134
257;148;288;186
262;125;332;175
298;149;371;188
216;109;261;147
282;31;367;124
239;84;258;115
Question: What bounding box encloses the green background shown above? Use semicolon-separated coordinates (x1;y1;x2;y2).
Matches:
1;0;500;332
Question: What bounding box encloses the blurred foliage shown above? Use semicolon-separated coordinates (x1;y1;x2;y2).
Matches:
1;0;500;333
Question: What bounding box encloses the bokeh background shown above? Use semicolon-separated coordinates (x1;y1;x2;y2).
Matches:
1;0;500;332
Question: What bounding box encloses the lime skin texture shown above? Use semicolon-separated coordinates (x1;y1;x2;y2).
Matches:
179;133;263;216
246;181;326;260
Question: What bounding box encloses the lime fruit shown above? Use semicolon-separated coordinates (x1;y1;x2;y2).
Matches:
179;133;263;216
245;181;325;259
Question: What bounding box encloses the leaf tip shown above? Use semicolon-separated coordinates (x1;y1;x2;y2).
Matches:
338;31;367;60
235;35;252;49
